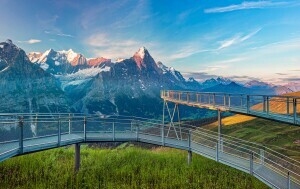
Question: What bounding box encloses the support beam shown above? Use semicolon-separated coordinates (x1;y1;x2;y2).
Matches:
18;116;24;154
188;150;192;165
74;143;80;172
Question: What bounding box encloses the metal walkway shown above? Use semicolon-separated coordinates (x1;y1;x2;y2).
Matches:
161;90;300;125
0;114;299;189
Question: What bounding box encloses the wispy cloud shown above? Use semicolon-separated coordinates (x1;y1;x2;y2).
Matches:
205;1;290;13
181;71;219;81
17;39;41;44
169;46;210;60
86;33;147;59
218;28;261;49
44;30;74;38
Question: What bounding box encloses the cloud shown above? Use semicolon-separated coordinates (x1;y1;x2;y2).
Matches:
168;47;210;60
86;33;146;59
218;28;261;49
276;73;288;75
17;39;42;44
44;30;74;38
181;71;219;81
204;1;290;13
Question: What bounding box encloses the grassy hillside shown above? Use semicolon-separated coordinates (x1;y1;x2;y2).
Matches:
203;92;300;160
0;145;267;189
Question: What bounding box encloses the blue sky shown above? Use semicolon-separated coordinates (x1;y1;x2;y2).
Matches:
0;0;300;84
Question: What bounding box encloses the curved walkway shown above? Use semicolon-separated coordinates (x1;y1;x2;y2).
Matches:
0;114;299;189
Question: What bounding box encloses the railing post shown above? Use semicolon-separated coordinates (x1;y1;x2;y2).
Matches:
58;116;61;146
287;97;290;115
35;113;38;136
260;149;264;165
293;98;297;124
196;94;199;103
84;116;87;142
18;116;24;154
112;122;115;141
241;95;243;107
223;95;226;107
213;93;216;106
247;95;250;114
216;143;219;162
228;95;231;108
69;113;72;134
161;124;165;146
287;171;291;189
188;130;191;151
250;152;254;175
266;96;270;115
263;96;266;112
136;122;139;141
218;109;222;151
187;92;189;103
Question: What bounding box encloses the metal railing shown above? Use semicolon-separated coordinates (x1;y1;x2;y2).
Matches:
0;113;299;189
161;90;300;126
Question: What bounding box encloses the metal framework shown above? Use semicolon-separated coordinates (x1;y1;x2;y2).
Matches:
161;90;300;126
0;113;299;188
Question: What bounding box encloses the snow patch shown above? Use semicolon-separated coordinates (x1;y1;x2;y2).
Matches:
0;66;9;73
0;44;4;48
40;63;49;70
55;61;60;66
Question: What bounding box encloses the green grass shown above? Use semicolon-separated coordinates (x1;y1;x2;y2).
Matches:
0;145;267;189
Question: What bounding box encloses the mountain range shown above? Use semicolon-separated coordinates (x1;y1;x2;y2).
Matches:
0;39;299;116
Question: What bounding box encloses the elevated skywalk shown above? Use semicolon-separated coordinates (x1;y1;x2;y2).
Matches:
0;114;299;188
161;90;300;126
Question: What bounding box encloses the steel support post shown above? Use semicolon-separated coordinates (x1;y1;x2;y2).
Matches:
223;95;226;107
196;94;199;103
213;93;216;106
250;152;254;175
228;95;231;108
188;150;192;165
187;92;189;103
74;143;80;172
18;116;24;154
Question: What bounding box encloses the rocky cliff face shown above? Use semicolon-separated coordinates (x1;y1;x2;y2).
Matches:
0;40;69;113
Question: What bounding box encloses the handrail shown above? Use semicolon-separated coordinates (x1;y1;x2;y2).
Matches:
0;113;299;188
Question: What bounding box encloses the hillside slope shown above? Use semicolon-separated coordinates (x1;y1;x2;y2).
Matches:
203;92;300;160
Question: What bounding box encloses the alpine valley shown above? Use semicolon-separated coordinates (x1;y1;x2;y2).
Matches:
1;40;299;117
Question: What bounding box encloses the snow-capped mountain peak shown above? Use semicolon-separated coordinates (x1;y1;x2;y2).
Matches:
137;47;147;59
58;49;78;63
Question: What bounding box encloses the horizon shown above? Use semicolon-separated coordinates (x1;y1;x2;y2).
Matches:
0;0;300;84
